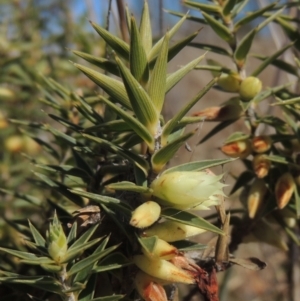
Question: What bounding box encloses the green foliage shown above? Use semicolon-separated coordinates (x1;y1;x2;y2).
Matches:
1;1;300;301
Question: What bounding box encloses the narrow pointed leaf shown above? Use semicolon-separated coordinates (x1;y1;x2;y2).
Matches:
137;236;158;254
72;149;94;178
139;1;152;54
251;42;294;77
68;245;119;276
73;51;120;76
48;114;83;131
234;2;277;31
74;63;131;109
0;247;41;260
189;42;231;56
0;189;41;206
62;238;102;263
223;0;237;16
28;221;46;247
106;182;152;194
231;0;250;18
130;17;149;83
172;240;207;252
252;55;298;77
256;8;284;32
90;296;124;301
82;133;149;175
162;158;236;175
201;11;233;42
148;34;169;113
234;28;257;66
67;222;77;244
148;14;187;60
184;0;221;13
162;208;223;235
152;130;196;173
166;54;206;93
165;10;206;24
115;56;158;134
90;21;129;60
100;96;154;146
70;189;120;205
162;77;217;144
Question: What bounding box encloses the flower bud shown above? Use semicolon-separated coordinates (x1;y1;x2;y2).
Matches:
192;103;243;121
217;73;241;92
134;270;168;301
251;136;272;153
0;110;8;129
143;221;206;242
132;255;195;284
142;238;179;260
47;213;68;263
130;201;161;228
275;172;295;209
252;154;271;178
239;76;262;101
150;171;225;210
247;179;267;219
221;139;252;158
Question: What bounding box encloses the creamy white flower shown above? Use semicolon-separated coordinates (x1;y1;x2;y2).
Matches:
151;171;225;210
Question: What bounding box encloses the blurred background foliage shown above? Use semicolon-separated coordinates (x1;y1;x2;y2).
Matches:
0;0;300;301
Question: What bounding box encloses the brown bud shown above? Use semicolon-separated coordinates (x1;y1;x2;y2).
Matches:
252;154;271;178
251;136;272;153
247;179;267;219
239;76;262;101
221;139;252;158
275;172;295;209
192;103;243;121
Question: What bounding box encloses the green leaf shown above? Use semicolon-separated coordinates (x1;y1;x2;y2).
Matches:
90;21;129;60
201;11;233;42
72;150;94;178
251;42;294;77
139;1;152;54
189;42;231;56
295;185;300;218
234;2;277;31
162;158;236;175
115;56;159;135
20;257;56;265
234;28;257;67
70;189;120;205
73;51;120;76
148;33;169;113
82;133;149;176
231;0;249;18
0;276;62;294
224;132;250;144
137;236;158;253
272;96;300;106
252;54;299;77
68;242;118;276
78;273;97;301
148;14;187;61
83;120;131;133
152;130;196;173
28;221;46;247
99;96;154;147
166;54;206;93
90;295;124;301
223;0;237;16
165;10;206;24
94;252;130;272
48;114;83;131
67;222;77;244
106;181;152;194
34;172;84;206
62;238;102;264
184;0;221;13
0;247;43;261
276;16;300;51
198;119;237;144
74;63;131;109
162;77;217;144
130;17;149;83
264;155;290;165
172;240;207;252
162;208;223;235
0;189;41;206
